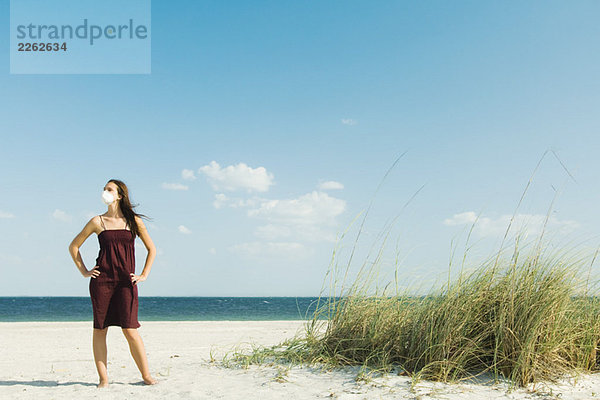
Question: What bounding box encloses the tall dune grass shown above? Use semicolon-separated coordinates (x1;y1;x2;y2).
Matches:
301;239;600;387
221;150;600;387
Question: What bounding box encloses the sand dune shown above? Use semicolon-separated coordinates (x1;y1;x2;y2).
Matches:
1;321;599;399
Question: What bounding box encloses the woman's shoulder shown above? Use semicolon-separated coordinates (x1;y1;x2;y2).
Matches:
134;215;145;226
86;215;103;235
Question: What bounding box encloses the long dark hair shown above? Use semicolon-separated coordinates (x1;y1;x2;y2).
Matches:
107;179;152;238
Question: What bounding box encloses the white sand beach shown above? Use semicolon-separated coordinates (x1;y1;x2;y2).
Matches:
1;320;599;399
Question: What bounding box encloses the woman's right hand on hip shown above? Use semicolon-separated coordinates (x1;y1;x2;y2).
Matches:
83;266;101;279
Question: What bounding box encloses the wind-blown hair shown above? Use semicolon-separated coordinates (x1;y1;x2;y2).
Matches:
106;179;152;238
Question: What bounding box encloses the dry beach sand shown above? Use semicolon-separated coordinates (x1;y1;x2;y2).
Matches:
1;320;600;399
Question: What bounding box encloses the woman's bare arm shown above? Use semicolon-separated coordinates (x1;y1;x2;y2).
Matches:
68;217;100;278
135;215;156;279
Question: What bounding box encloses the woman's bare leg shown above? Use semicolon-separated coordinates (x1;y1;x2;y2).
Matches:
122;328;157;384
92;327;109;387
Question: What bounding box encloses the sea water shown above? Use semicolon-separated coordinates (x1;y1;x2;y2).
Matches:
0;297;331;321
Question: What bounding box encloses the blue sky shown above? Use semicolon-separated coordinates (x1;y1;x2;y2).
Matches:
1;1;599;296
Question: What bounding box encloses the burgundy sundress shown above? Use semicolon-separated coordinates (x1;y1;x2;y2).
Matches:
89;215;140;329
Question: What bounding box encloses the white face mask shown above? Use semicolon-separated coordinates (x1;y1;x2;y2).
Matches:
101;190;115;205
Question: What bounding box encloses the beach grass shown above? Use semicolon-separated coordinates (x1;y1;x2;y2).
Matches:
221;237;600;387
221;151;600;387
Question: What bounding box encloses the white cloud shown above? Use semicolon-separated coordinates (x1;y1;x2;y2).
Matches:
254;224;292;240
52;209;72;222
248;190;346;242
0;210;15;218
198;161;274;193
178;225;192;234
228;241;312;259
248;191;345;225
318;180;344;190
209;247;217;255
213;193;264;210
444;211;478;226
162;182;189;191
201;163;347;249
443;211;580;238
213;189;346;242
213;193;228;209
182;169;197;180
341;118;357;126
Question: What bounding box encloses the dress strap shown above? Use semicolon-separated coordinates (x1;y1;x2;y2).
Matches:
99;215;106;230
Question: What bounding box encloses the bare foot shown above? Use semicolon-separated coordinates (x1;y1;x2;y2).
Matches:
97;380;109;388
142;375;158;385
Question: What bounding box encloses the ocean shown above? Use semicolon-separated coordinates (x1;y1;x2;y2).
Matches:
0;297;331;322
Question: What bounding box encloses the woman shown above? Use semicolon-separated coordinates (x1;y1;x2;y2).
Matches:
68;179;158;388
